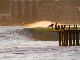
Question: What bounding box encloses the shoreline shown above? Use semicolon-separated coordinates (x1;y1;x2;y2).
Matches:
0;20;80;26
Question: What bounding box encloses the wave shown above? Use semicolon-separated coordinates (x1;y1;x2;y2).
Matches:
0;26;34;46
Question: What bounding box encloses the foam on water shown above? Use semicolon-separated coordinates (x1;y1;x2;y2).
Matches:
0;26;34;46
0;46;80;60
0;26;58;47
0;26;79;60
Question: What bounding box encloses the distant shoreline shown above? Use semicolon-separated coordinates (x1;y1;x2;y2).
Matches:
0;20;80;26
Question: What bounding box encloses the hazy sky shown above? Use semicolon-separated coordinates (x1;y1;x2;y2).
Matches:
0;0;80;13
0;0;10;13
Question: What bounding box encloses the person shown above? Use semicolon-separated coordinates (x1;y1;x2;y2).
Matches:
55;22;57;26
58;25;60;30
55;22;58;30
51;23;54;30
48;23;54;30
61;25;66;30
61;25;63;30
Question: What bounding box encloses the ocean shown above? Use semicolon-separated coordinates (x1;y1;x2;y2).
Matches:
0;26;80;60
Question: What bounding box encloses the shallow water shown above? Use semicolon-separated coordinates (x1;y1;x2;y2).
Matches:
0;26;80;60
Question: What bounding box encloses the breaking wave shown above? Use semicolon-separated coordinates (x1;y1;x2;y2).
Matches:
0;26;80;60
0;26;34;46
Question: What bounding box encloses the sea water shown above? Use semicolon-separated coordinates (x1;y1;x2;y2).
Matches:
0;26;80;60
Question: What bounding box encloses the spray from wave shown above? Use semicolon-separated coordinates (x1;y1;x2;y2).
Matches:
25;21;54;28
25;21;64;28
0;26;34;46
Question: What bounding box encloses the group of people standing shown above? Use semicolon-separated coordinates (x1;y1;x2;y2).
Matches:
48;22;66;30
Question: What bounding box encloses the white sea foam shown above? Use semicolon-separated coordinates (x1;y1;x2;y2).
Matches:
0;26;34;46
0;26;79;60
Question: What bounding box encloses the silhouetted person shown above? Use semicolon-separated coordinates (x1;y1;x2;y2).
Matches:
63;25;66;30
55;22;58;30
55;25;57;30
61;25;63;30
50;23;54;30
58;25;60;30
61;25;66;30
48;23;54;30
55;22;57;26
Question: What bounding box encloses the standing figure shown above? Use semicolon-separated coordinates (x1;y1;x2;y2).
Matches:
58;25;60;30
48;23;54;30
55;22;58;30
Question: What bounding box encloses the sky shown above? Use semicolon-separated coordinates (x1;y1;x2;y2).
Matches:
0;0;10;13
0;0;80;13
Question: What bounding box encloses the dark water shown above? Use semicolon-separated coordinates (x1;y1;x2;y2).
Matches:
0;26;80;60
